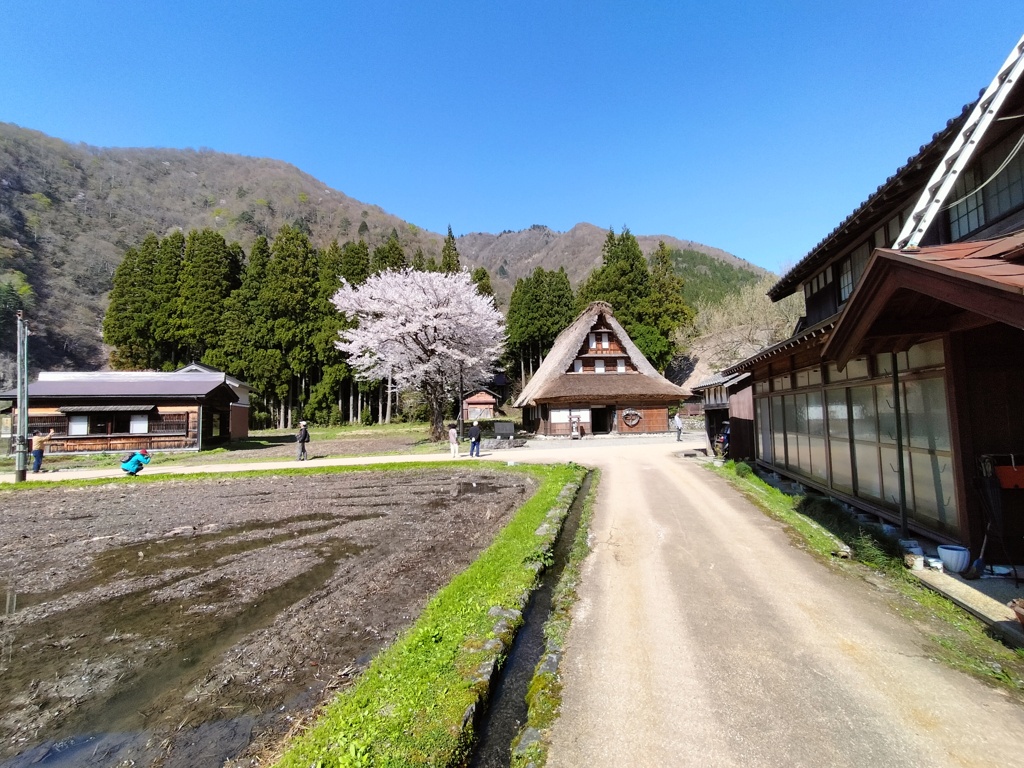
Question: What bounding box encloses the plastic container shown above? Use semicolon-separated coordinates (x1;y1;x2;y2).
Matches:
937;545;971;574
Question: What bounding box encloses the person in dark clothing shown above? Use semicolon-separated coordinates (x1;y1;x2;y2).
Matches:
121;450;151;476
468;420;482;458
297;421;310;461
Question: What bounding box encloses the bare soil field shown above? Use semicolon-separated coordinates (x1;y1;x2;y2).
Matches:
0;467;535;767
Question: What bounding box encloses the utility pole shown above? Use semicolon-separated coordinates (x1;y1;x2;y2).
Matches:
14;311;29;483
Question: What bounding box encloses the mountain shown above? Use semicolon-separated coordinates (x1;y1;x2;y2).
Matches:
0;122;760;376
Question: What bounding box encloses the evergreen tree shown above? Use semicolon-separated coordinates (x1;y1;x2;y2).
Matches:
471;266;494;298
339;240;370;285
577;227;650;329
306;239;352;424
412;248;426;271
505;266;576;382
371;232;408;273
576;231;694;371
104;243;148;369
174;229;240;362
204;235;270;378
151;230;185;369
258;226;319;423
440;225;461;273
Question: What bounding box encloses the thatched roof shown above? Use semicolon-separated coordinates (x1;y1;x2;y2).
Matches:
514;302;685;407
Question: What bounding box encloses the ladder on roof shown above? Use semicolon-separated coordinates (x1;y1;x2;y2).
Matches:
894;32;1024;250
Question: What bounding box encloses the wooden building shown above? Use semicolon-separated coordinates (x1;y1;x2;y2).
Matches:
726;35;1024;559
3;367;246;454
462;389;500;421
691;372;753;460
514;301;685;436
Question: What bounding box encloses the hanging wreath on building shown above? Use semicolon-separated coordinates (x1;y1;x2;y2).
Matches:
622;408;642;427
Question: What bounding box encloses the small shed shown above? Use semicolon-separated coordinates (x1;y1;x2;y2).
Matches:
462;389;499;421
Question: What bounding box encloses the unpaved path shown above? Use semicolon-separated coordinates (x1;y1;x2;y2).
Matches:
527;440;1024;767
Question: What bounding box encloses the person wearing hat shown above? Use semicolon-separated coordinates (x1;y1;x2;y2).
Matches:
468;420;482;458
296;420;310;461
121;449;151;476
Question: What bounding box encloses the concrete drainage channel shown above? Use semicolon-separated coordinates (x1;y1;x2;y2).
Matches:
468;470;594;768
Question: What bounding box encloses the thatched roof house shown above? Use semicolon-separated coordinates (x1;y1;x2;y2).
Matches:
514;301;685;436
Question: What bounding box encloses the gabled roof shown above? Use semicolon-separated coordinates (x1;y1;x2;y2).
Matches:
176;362;250;390
824;234;1024;367
513;302;685;407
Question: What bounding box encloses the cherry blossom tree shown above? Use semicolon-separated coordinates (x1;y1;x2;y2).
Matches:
332;269;505;440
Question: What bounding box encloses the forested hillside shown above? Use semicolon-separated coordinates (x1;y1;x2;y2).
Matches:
0;122;762;382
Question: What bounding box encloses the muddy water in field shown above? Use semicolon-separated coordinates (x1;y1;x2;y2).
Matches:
0;469;535;767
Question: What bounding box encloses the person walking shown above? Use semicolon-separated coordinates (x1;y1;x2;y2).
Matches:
448;423;460;458
673;411;684;442
296;421;310;461
120;449;151;476
30;428;55;473
468;420;482;458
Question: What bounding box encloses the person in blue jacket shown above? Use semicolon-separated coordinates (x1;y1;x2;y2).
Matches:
121;449;151;476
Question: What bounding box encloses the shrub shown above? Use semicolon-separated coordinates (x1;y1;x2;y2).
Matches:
360;406;374;426
735;461;753;478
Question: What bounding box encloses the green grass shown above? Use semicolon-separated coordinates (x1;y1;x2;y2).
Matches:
511;470;600;768
708;460;1024;698
273;462;586;768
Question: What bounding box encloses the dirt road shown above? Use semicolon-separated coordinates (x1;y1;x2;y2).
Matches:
527;439;1024;767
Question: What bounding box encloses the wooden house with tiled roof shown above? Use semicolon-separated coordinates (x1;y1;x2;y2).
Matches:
727;33;1024;560
514;301;685;436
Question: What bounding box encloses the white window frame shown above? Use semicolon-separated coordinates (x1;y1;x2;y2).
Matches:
68;415;88;436
130;413;149;434
617;358;626;373
595;359;605;373
573;359;583;373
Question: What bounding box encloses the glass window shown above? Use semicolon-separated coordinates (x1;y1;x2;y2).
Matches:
773;375;791;391
949;166;985;240
906;339;944;370
68;415;88;436
594;359;605;373
771;396;786;466
617;358;625;372
589;333;596;349
602;333;609;349
850;386;878;442
827;388;852;492
839;258;854;302
851;242;871;285
904;377;951;452
846;358;869;379
130;414;149;434
574;359;583;373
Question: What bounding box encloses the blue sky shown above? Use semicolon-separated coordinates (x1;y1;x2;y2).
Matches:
1;2;1021;274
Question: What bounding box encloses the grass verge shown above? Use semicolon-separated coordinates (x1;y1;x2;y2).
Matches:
708;459;1024;698
273;462;587;768
510;469;600;768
